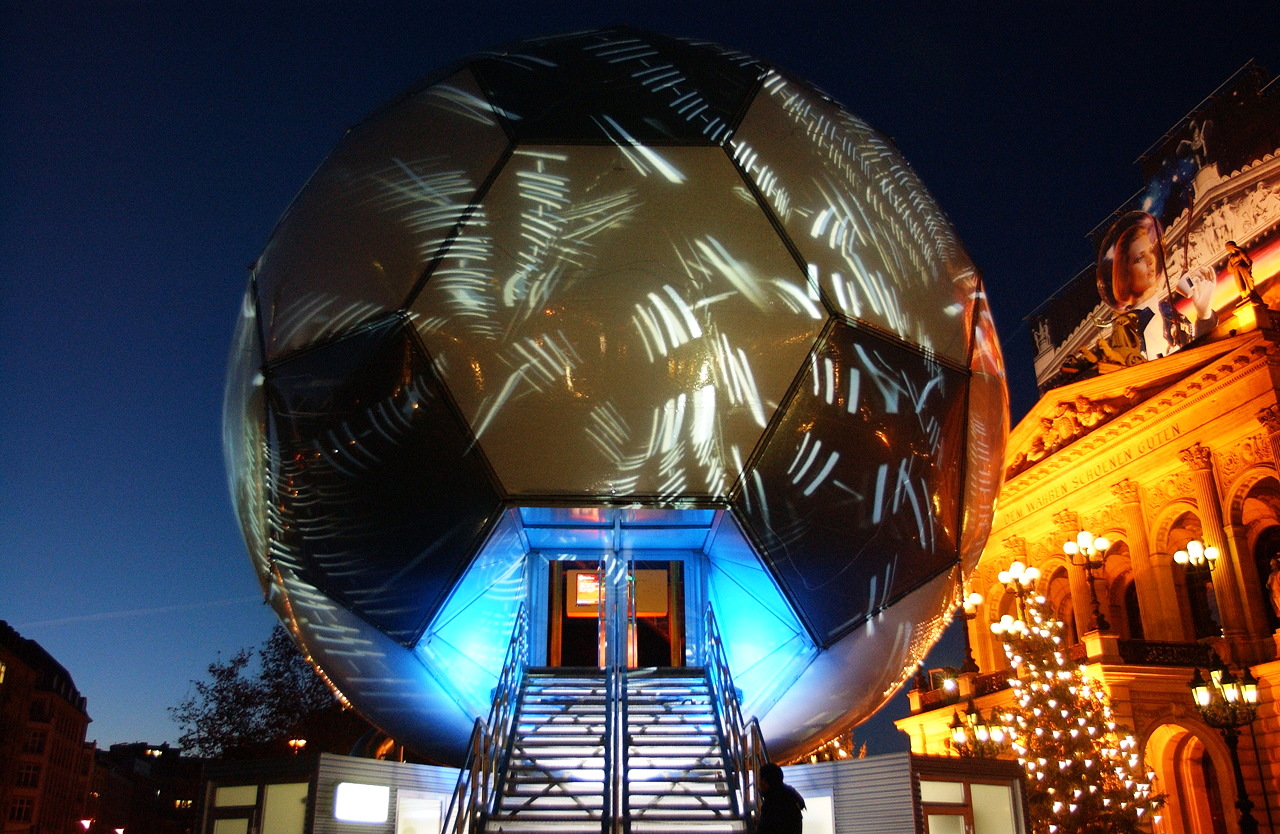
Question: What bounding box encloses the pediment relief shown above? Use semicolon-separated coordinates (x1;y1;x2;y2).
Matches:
1004;333;1264;483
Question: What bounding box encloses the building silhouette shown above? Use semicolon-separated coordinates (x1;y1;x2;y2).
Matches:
0;621;93;834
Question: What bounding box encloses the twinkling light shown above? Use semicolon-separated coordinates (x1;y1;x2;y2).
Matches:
991;563;1164;833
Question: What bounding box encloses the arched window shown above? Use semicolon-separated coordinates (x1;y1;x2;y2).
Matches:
1253;526;1280;633
1169;511;1220;639
1122;579;1145;641
1045;568;1078;646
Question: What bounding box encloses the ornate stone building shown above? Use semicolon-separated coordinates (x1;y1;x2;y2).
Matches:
897;67;1280;834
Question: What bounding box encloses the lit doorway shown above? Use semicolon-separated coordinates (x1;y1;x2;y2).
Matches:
547;559;684;668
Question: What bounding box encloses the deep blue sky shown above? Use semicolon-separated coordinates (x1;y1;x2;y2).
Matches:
4;2;1280;753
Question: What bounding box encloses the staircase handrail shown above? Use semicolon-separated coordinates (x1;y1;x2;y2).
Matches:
442;604;530;834
703;606;768;830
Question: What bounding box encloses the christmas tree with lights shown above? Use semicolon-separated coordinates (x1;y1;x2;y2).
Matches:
990;562;1163;834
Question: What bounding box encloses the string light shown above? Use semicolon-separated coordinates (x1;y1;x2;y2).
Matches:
991;561;1164;832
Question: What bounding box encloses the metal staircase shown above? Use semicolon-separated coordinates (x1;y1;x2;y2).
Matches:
624;669;742;833
489;669;609;832
485;668;742;834
444;608;764;834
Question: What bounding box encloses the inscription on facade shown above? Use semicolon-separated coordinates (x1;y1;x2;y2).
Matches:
1003;423;1184;522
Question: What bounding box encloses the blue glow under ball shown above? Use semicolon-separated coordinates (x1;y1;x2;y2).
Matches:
224;27;1007;762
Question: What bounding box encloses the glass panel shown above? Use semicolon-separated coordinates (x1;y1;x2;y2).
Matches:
420;512;528;715
731;71;976;362
396;791;443;834
804;795;837;834
971;783;1017;834
412;144;824;498
706;514;815;715
213;820;250;834
214;785;258;807
519;507;612;527
927;813;968;834
266;317;501;643
470;29;765;145
733;321;967;645
223;288;271;593
262;783;309;834
619;526;710;550
257;68;509;359
619;508;716;526
920;780;966;804
960;287;1008;573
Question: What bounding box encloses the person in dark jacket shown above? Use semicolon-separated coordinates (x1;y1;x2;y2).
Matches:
757;761;805;833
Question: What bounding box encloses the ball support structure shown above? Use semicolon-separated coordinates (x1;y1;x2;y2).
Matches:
224;27;1007;762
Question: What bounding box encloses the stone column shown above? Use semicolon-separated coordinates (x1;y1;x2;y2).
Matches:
1111;480;1177;640
1054;509;1097;637
1223;522;1272;641
1257;404;1280;472
1178;443;1248;640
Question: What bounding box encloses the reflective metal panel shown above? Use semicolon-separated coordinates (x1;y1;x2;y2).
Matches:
223;288;271;593
256;68;509;360
734;321;967;645
412;144;824;498
471;28;765;145
960;287;1008;572
731;71;976;363
265;317;502;643
419;512;527;715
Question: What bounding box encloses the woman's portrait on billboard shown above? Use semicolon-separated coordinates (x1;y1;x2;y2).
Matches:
1096;211;1182;358
1098;211;1168;311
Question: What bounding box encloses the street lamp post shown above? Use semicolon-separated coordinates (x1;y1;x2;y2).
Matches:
960;591;983;675
1190;655;1260;834
947;698;1005;758
1063;531;1110;632
1173;538;1220;570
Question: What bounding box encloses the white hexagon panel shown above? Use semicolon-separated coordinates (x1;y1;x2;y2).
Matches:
224;26;1007;763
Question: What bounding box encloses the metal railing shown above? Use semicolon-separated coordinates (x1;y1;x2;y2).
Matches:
604;663;627;834
703;606;768;831
442;605;529;834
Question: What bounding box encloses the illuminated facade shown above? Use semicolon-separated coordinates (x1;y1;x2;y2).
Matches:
223;23;1006;784
898;66;1280;834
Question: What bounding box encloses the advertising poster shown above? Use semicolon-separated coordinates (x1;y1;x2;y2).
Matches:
1031;66;1280;391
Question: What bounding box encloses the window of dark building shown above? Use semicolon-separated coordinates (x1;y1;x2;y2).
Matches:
15;763;40;788
8;798;34;823
22;729;47;755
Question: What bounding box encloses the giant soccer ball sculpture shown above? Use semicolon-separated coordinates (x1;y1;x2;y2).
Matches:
224;27;1007;763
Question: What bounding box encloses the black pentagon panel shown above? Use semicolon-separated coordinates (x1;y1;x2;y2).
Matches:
732;321;968;646
264;316;502;644
469;27;767;145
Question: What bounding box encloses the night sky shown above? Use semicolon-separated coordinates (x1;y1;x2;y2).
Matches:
4;2;1280;754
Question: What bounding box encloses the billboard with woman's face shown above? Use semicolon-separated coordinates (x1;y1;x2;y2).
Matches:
1095;211;1210;360
1028;68;1280;390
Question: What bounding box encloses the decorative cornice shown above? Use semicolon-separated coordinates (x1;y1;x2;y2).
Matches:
1178;442;1213;471
1003;339;1267;503
1052;509;1079;532
1257;403;1280;434
1111;479;1140;504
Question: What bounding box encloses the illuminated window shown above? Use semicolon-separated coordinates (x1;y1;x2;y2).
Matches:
334;782;390;823
174;799;193;810
0;660;6;684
